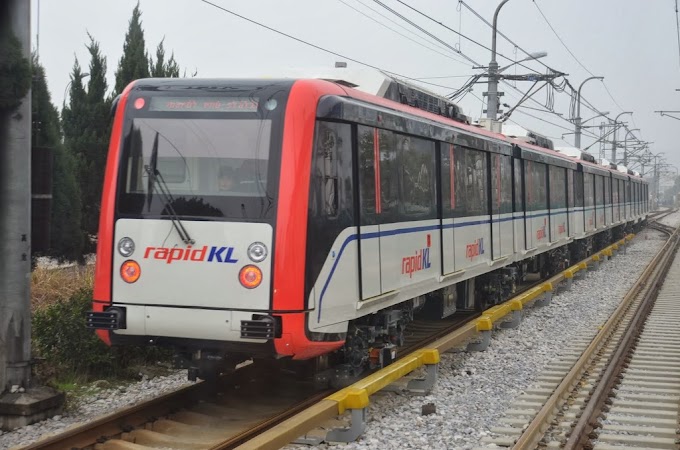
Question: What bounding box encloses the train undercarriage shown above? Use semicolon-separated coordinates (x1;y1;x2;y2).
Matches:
174;224;645;384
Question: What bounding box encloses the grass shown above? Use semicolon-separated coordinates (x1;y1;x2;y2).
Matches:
31;264;94;311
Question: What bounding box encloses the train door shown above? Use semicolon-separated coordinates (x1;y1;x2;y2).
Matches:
605;176;611;226
491;154;502;259
454;148;490;271
525;161;548;249
441;144;457;275
357;126;382;299
567;169;576;237
549;166;567;242
498;155;513;257
513;158;525;252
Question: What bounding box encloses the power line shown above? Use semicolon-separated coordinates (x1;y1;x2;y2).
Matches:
337;0;471;66
532;0;593;76
199;0;601;145
676;0;680;70
385;0;545;75
531;0;632;124
198;0;466;91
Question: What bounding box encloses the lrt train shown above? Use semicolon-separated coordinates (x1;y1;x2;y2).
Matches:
86;75;649;382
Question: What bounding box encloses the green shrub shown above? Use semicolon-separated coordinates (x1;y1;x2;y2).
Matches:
32;288;172;382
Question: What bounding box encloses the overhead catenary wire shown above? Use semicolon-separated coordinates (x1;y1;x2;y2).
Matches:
531;0;635;126
337;0;472;66
676;0;680;70
199;0;602;145
197;0;469;91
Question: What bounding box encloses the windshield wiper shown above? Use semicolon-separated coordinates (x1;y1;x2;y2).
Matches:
144;132;195;245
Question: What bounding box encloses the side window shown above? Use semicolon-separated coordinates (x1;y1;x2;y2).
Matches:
534;162;548;211
514;158;523;212
491;153;500;214
379;129;398;221
612;178;618;204
442;144;466;218
604;177;610;206
358;125;377;223
501;155;512;214
584;174;594;207
549;166;566;209
398;134;436;220
567;169;575;208
595;175;604;206
574;171;584;207
465;148;488;216
310;121;350;218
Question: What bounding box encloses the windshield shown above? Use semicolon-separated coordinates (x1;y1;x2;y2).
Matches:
126;118;271;198
116;84;289;221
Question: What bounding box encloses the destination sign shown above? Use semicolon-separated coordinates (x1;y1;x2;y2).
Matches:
148;96;259;112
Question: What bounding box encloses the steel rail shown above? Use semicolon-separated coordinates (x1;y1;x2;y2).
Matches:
510;225;678;449
564;227;680;448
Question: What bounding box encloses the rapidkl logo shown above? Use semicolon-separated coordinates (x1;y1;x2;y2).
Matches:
558;223;566;234
402;235;431;278
466;238;484;260
536;218;547;240
143;246;238;264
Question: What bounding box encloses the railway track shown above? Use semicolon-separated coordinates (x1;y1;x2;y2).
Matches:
18;224;657;450
474;222;680;449
19;315;479;449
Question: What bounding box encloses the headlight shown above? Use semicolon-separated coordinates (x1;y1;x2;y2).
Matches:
118;237;135;257
247;242;267;262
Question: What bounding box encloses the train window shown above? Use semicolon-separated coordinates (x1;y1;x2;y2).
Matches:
465;148;488;216
584;174;594;207
501;155;512;214
549;166;566;209
310;121;352;219
574;171;584;207
595;175;604;206
612;178;619;206
454;146;467;215
491;154;512;214
378;129;399;221
567;169;575;208
398;135;436;220
442;144;466;218
526;162;547;211
513;158;523;212
492;154;501;215
604;177;610;206
358;125;377;221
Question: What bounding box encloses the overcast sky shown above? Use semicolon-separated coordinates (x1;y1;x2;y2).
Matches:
29;0;679;177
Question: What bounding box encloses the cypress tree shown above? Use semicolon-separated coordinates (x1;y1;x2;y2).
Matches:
62;33;111;246
149;38;180;78
0;31;31;112
114;1;150;94
32;57;83;261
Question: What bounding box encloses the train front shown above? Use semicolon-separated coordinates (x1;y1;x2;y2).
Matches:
87;79;307;380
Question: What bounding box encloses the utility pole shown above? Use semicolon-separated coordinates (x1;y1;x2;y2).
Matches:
610;111;632;163
482;0;511;133
623;128;640;167
0;0;63;430
574;76;604;148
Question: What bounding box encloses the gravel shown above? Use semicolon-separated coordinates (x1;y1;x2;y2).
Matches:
3;215;674;450
284;224;669;450
0;370;192;449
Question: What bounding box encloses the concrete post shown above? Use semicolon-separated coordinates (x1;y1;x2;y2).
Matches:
0;0;64;430
0;0;33;396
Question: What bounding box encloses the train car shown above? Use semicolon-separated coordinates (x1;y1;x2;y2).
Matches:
86;76;648;382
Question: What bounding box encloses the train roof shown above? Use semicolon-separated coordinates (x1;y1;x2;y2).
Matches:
123;76;646;184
